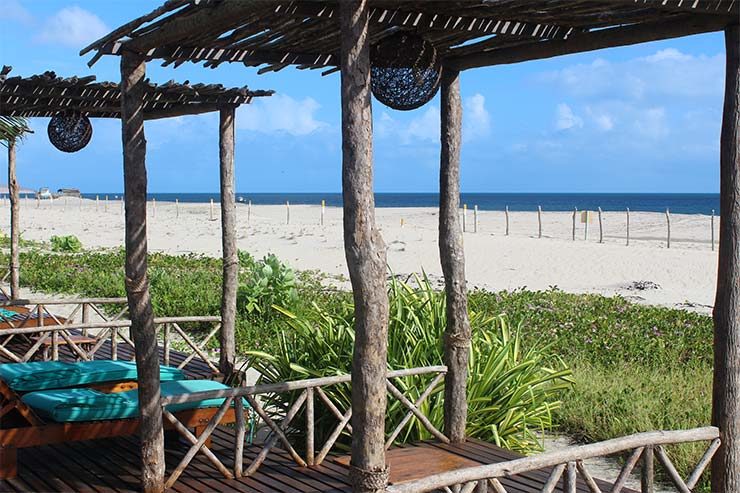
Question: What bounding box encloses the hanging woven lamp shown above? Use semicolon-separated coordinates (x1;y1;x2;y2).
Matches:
47;112;93;152
370;32;442;111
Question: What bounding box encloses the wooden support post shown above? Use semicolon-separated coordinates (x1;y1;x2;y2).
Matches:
286;200;290;225
321;199;325;226
121;52;164;493
641;446;654;493
463;203;467;232
584;211;589;241
598;207;604;243
340;1;389;491
306;387;315;466
666;208;671;248
537;205;542;238
572;207;577;241
7;139;19;300
96;195;99;211
564;461;577;493
439;66;471;444
82;302;90;337
218;106;237;379
505;206;509;236
210;198;214;221
712;24;740;493
175;198;179;218
473;205;478;233
627;208;631;246
712;209;716;251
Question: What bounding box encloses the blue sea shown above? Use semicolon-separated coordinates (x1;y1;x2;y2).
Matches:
81;193;720;215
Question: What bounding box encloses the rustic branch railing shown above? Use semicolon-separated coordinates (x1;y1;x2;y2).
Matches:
386;426;720;493
0;298;127;362
159;365;448;488
0;309;221;374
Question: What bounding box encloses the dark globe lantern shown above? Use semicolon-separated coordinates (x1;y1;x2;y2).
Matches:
370;32;442;111
47;113;93;153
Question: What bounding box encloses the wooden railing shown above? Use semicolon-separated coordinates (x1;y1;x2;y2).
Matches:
0;307;221;374
0;298;127;362
387;426;720;493
159;365;448;488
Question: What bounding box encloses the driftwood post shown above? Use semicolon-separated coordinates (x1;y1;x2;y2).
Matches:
712;24;740;493
537;205;542;238
665;208;671;248
121;52;164;493
439;67;471;443
572;207;577;241
598;207;603;243
505;206;509;236
7;139;19;299
218;106;237;378
627;208;631;246
340;1;390;491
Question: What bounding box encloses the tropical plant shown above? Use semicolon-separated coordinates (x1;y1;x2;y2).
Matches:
0;116;31;146
237;252;298;324
50;235;83;253
245;275;572;454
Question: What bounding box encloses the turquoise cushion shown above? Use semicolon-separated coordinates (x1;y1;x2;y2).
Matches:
21;380;241;422
0;360;185;392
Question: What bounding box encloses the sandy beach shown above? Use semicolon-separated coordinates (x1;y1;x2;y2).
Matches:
4;197;719;313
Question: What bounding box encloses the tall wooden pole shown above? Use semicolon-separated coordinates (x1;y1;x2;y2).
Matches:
340;2;389;491
121;52;164;493
7;139;19;299
219;106;237;378
712;23;740;493
439;67;471;443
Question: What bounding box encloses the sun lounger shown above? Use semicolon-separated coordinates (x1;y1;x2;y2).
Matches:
0;379;245;479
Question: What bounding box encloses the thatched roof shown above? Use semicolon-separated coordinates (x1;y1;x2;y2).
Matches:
82;1;737;74
0;65;273;119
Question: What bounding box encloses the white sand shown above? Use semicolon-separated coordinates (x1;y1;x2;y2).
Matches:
5;197;719;313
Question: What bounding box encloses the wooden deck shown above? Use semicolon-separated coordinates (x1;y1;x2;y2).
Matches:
0;327;633;493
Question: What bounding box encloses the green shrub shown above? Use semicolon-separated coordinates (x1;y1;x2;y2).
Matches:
50;235;82;252
246;275;572;454
237;252;298;324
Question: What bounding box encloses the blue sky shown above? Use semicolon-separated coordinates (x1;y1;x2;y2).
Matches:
0;1;728;193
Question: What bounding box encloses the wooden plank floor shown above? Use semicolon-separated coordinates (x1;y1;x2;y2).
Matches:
0;331;635;492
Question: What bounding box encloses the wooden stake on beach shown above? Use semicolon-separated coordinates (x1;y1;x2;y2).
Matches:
584;211;589;241
96;195;99;212
210;198;214;221
666;208;671;249
626;208;631;246
105;195;109;212
537;206;542;238
463;203;467;232
286;200;290;225
712;209;716;251
572;207;577;241
598;207;604;243
176;198;179;218
321;199;325;226
505;206;510;236
152;198;156;218
474;205;478;233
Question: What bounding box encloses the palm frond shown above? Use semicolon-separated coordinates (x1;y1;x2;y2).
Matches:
0;116;32;146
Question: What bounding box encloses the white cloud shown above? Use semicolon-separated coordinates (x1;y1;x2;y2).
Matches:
463;93;491;141
237;94;328;136
36;6;109;47
375;93;491;144
634;107;669;139
586;107;614;131
555;103;583;131
539;47;724;100
0;0;33;24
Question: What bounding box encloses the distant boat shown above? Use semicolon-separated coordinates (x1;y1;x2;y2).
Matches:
56;188;81;198
36;188;52;200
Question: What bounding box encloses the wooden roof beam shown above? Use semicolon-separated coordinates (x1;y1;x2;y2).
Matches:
448;14;734;71
599;0;738;16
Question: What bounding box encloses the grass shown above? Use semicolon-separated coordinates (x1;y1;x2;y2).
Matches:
0;247;715;485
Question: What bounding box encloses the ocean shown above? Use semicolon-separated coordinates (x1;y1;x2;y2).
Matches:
80;193;721;215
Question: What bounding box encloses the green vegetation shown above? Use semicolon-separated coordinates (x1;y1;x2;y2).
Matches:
247;276;572;453
0;248;714;484
50;235;83;253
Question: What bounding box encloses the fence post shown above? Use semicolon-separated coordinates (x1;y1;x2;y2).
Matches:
505;206;510;236
641;446;654;493
105;195;109;212
176;198;179;218
321;199;325;226
247;199;252;225
474;205;478;233
306;387;315;466
152;197;156;218
572;207;577;241
96;195;99;212
584;211;589;241
286;200;290;225
463;203;467;232
210;198;215;221
711;209;715;251
626;208;630;246
82;303;90;337
665;208;671;249
598;206;603;243
537;205;542;238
